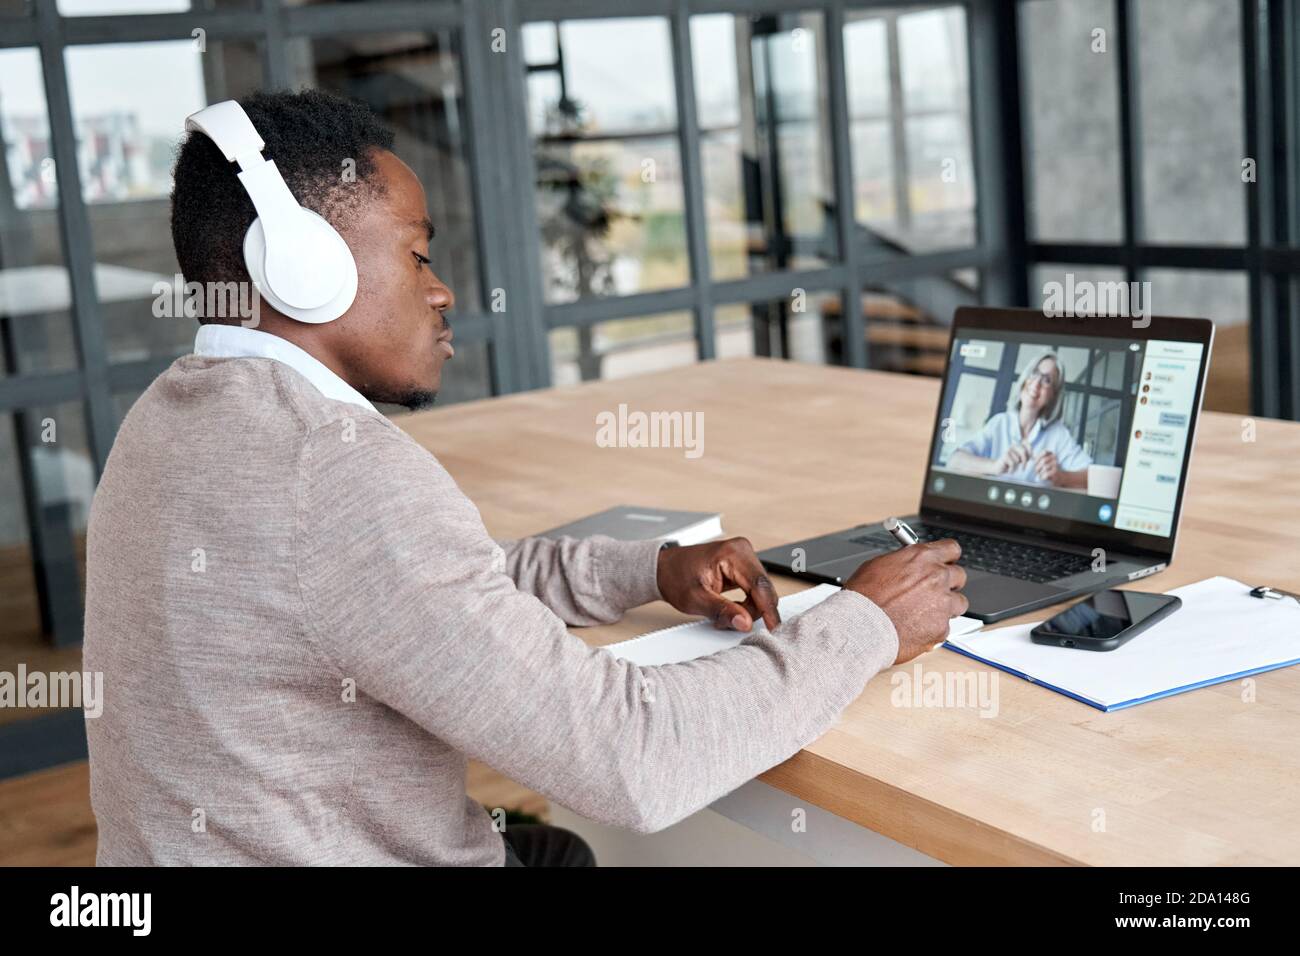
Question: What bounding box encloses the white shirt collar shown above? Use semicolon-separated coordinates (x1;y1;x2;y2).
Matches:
193;324;376;412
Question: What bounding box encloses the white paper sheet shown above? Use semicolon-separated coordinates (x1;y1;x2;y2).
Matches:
944;576;1300;710
606;583;983;666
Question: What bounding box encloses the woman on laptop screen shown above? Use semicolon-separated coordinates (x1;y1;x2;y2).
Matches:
947;351;1092;490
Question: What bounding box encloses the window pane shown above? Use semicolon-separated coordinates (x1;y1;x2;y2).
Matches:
713;297;831;364
1144;268;1248;413
285;30;483;313
545;19;676;131
66;39;263;367
0;402;93;711
0;48;80;377
846;5;975;254
528;18;686;303
870;275;976;373
692;13;835;280
1;47;81;377
691;15;742;129
526;70;562;134
549;312;696;385
1020;0;1123;242
820;274;978;372
1136;0;1246;244
522;22;558;67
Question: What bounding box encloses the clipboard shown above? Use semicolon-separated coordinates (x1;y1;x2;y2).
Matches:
943;576;1300;711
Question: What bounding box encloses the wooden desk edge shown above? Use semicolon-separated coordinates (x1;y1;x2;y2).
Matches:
759;752;1082;867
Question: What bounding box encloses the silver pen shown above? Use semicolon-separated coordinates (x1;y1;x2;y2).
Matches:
883;516;919;548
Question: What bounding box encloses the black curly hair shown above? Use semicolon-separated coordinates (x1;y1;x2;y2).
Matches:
170;88;395;305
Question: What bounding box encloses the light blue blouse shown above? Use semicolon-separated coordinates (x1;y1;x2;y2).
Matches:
956;410;1092;485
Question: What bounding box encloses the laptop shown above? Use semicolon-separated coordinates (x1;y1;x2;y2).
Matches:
758;306;1215;623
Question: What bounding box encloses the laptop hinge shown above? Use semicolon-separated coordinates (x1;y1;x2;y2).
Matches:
918;506;1171;563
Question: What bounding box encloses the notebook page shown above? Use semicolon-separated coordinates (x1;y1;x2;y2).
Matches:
607;584;982;667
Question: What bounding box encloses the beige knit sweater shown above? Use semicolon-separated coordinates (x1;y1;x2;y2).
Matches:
83;355;899;865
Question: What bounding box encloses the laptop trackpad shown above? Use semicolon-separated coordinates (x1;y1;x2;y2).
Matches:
810;559;1064;617
963;571;1062;617
808;553;883;583
802;537;885;565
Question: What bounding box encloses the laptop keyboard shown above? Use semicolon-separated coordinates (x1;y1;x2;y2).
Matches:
847;523;1094;584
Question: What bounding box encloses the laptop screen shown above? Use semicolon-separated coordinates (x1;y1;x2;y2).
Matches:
925;327;1207;540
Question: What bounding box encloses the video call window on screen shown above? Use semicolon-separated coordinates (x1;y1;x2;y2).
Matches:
934;337;1132;496
928;333;1205;537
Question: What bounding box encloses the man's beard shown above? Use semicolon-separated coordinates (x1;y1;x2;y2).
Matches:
397;389;438;411
361;385;438;411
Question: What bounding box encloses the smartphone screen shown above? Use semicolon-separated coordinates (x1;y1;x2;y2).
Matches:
1037;590;1177;640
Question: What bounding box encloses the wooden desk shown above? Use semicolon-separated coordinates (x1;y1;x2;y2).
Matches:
399;357;1300;866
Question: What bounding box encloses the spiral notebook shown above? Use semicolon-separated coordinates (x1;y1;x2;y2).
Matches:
944;576;1300;712
606;584;983;666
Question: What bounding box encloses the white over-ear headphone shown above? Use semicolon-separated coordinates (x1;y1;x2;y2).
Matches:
184;100;358;324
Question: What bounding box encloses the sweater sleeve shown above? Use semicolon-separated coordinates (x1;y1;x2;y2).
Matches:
295;421;899;834
494;535;663;626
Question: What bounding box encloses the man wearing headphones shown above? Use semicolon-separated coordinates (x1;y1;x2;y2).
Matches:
83;90;966;866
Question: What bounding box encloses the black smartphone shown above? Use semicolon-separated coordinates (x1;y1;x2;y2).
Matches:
1030;590;1181;651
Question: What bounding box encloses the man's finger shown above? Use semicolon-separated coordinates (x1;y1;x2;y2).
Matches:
749;575;781;631
703;593;752;632
739;591;779;631
926;538;962;564
725;556;781;630
948;590;970;618
733;585;779;631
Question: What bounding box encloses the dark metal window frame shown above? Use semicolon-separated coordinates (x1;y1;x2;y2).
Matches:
1016;0;1300;420
524;0;1002;380
3;1;1293;422
0;0;1013;417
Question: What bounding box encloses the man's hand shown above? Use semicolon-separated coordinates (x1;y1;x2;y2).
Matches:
844;540;968;664
656;537;781;632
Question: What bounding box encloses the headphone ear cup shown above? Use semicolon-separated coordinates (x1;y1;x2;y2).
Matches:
243;212;358;325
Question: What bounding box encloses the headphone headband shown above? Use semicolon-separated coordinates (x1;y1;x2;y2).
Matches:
184;100;264;167
183;100;358;323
